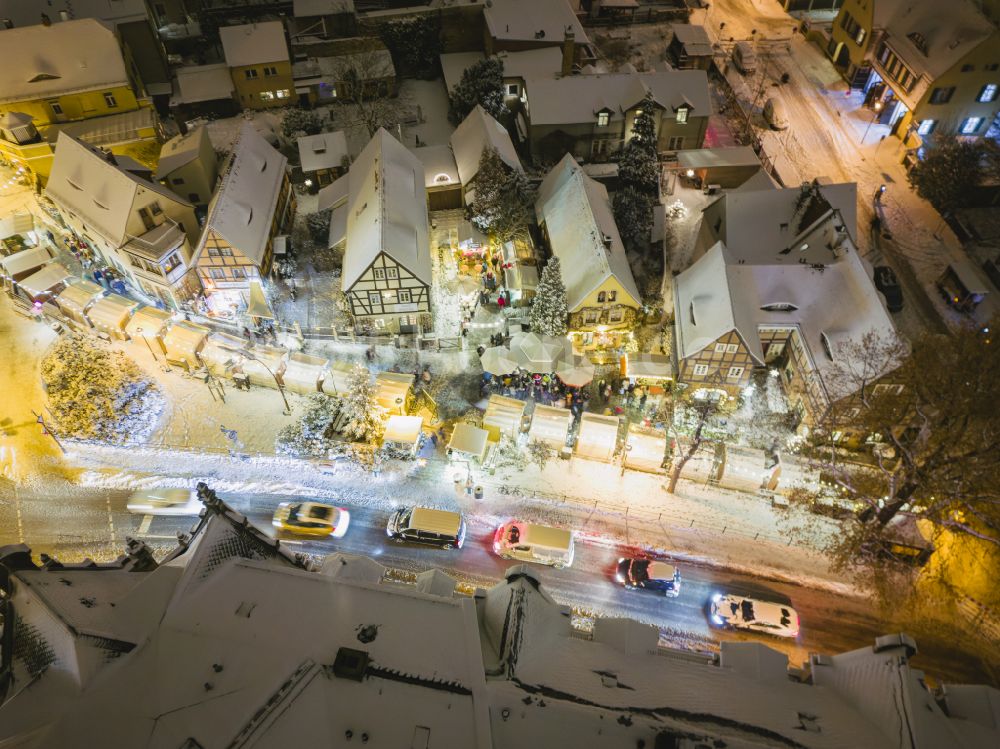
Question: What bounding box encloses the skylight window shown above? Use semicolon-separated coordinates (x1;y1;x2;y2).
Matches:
760;303;798;312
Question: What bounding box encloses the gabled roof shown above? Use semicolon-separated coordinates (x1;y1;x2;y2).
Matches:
524;70;711;126
46;132;190;247
411;145;460;188
219;21;289;68
0;18;129;104
196;122;287;266
450;105;522;186
297;130;349;173
156;127;211;179
671;24;714;56
172;63;235;105
535;154;641;311
342;128;430;289
484;0;587;44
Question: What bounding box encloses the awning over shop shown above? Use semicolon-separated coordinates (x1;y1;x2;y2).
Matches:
200;332;247;376
126;306;173;340
282;351;329;395
55;278;104;323
622;353;673;380
375;371;413;415
575;412;620;463
241;344;287;389
448;423;489;462
483;394;527;441
162;321;211;366
528;404;571;450
0;246;52;280
17;263;71;300
86;294;139;338
246;280;274;320
384;415;424;454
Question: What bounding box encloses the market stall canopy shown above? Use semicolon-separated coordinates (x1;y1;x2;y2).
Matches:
162;321;211;366
448;422;489;462
384;414;424;456
555;354;596;387
0;246;51;280
86;293;138;338
16;263;70;299
575;412;620;463
375;371;413;415
480;346;519;375
200;332;248;376
509;331;569;372
126;306;173;340
0;211;34;239
528;404;572;450
322;360;356;395
282;351;329;395
246;280;274;320
241;344;288;388
624;427;667;474
55;278;104;322
483;394;527;441
503;264;538;296
622;353;673;380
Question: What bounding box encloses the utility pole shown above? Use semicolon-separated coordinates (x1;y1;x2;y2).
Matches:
32;409;66;453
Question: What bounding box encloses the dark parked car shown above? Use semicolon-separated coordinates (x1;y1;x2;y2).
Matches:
874;265;903;312
616;558;681;597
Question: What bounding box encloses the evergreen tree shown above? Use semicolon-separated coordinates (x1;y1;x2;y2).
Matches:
530;257;569;337
470;148;536;244
281;108;323;140
907;134;1000;217
613;185;654;252
340;364;385;444
448;58;505;125
275;394;339;457
614;93;660;253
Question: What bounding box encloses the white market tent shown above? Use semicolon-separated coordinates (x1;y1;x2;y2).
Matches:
0;246;51;282
16;263;71;300
282;351;329;395
375;371;413;415
482;394;527;442
125;306;172;349
241;344;288;388
575;412;620;463
448;423;489;462
625;428;668;474
85;293;138;339
383;415;424;457
322;360;356;395
509;331;568;373
162;321;211;368
528;404;572;450
54;278;104;324
200;333;247;376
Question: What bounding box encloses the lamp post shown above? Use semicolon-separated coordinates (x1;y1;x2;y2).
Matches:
862;101;884;143
241;350;291;415
135;326;158;363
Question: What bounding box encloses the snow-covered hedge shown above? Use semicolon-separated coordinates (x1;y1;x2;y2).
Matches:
41;335;163;444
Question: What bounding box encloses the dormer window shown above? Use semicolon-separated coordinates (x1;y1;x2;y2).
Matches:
597;111;609;127
676;106;689;124
907;32;928;55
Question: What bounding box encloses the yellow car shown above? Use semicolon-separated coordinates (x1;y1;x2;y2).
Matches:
272;502;349;538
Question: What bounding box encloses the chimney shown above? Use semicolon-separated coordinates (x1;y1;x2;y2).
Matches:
40;13;51;26
561;26;575;77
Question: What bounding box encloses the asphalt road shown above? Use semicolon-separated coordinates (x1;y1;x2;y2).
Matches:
1;481;991;685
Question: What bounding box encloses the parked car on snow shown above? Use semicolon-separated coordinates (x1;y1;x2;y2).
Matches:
874;265;904;312
709;591;800;638
763;97;789;130
126;488;202;516
493;521;574;568
616;558;681;597
386;506;466;549
733;41;757;74
272;502;350;537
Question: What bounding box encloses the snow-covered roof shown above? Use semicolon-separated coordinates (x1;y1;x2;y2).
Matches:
535;154;641;311
293;0;354;16
16;262;71;297
342;128;430;289
411;145;460;188
484;0;587;44
220;21;289;68
671;24;714;57
524;70;711;126
297;130;349;173
196;122;288;267
873;0;995;80
156;127;210;179
46;132;190;247
677;146;760;170
440;52;485;94
0;245;51;278
0;18;129;105
450;105;522;186
496;47;564;80
172;63;235;105
0;0;147;26
315;48;395;80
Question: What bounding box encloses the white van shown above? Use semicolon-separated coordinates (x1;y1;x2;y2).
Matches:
733;41;757;74
492;521;574;568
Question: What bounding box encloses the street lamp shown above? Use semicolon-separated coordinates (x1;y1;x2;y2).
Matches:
862;100;884;143
240;350;291;415
134;326;159;363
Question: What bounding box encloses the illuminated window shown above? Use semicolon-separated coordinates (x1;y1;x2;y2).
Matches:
259;90;275;101
276;89;290;99
916;119;936;135
103;92;117;108
597;111;609;127
676;106;688;124
960;117;983;134
978;83;998;102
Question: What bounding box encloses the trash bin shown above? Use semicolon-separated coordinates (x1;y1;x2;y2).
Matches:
474;486;484;500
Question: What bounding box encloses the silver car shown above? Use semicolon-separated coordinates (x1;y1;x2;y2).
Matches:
126;488;202;516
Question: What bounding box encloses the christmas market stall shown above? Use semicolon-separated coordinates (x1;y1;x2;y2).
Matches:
383;415;424;458
447;422;489;463
528;404;572;451
85;293;139;339
375;371;414;415
200;333;248;377
125;306;172;353
575;412;621;463
482;394;527;441
322;360;356;395
282;351;330;395
624;426;668;474
162;321;211;370
239;344;288;389
54;278;104;326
